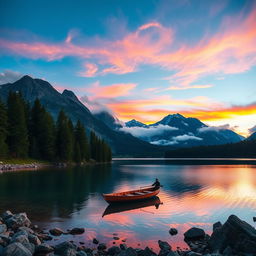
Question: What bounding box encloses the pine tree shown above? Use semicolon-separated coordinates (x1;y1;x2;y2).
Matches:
29;99;56;160
56;110;73;161
7;92;29;158
0;99;8;157
75;120;89;162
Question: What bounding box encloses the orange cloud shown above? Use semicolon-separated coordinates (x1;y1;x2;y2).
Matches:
1;8;256;88
79;63;98;77
88;81;137;98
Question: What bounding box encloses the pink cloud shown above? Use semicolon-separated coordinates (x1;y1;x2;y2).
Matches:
0;8;256;88
79;63;98;77
88;81;137;98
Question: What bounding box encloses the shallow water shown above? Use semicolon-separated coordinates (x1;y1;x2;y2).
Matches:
0;159;256;250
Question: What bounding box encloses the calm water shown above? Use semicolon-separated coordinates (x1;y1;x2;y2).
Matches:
0;159;256;250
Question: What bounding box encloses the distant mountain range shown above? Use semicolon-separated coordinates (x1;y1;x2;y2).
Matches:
115;113;244;148
0;75;252;156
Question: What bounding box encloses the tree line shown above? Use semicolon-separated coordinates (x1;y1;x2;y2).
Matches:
0;92;112;162
165;139;256;158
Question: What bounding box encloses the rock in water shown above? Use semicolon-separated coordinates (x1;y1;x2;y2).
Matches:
92;238;99;244
209;214;256;254
184;227;205;241
3;242;32;256
49;227;64;236
69;227;85;235
169;228;178;236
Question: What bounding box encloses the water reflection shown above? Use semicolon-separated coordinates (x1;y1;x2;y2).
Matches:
102;196;162;217
0;161;255;250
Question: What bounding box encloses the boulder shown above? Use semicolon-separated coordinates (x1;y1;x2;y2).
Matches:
49;227;64;236
0;224;7;234
213;221;222;231
184;228;205;241
169;228;178;236
141;247;157;256
69;227;85;235
77;251;88;256
158;240;171;251
108;246;121;255
5;213;31;230
28;234;41;246
209;215;256;254
1;211;13;221
253;217;256;222
120;243;127;250
11;234;35;254
0;245;3;255
35;243;54;254
98;243;107;250
3;242;32;256
118;247;137;256
54;241;76;255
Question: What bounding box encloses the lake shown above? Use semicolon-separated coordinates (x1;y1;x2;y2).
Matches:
0;159;256;250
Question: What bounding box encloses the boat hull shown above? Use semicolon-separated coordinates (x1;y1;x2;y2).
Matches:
102;186;160;203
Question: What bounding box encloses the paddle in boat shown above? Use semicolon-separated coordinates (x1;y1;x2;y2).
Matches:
102;185;160;203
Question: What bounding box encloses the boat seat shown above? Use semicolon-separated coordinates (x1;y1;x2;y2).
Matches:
134;192;145;195
125;194;135;196
143;190;151;193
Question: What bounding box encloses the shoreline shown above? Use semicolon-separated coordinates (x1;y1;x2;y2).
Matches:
0;210;255;255
0;160;112;172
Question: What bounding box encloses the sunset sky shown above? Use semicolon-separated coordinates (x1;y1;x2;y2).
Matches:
0;0;256;136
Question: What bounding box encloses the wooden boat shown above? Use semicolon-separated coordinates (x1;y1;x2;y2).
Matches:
102;196;162;217
102;186;160;203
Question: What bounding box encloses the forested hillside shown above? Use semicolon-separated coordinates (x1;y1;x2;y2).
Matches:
0;92;112;163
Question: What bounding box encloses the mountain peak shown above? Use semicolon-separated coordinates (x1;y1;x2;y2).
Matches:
125;119;147;127
17;75;34;84
62;89;78;100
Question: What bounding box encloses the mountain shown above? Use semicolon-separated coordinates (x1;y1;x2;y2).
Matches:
0;75;166;157
165;138;256;158
119;113;243;148
94;111;122;130
125;119;147;127
248;132;256;140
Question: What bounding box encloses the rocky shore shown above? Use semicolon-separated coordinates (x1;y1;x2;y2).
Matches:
0;164;42;172
0;211;256;256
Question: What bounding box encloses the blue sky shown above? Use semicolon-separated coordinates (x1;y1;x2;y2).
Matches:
0;0;256;135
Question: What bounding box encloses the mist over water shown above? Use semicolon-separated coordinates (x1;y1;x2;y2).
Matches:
0;160;255;249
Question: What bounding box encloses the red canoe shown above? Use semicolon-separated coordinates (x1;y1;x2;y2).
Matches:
102;186;160;203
